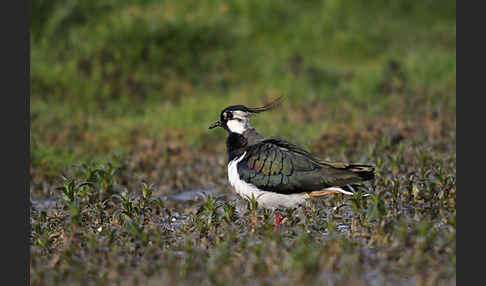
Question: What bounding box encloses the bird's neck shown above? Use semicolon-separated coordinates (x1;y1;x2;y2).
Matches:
226;132;248;162
242;128;265;145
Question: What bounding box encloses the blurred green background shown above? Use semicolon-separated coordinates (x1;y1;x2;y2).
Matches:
30;0;456;178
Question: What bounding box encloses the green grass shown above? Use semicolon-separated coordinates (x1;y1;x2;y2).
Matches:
30;1;456;284
30;135;456;284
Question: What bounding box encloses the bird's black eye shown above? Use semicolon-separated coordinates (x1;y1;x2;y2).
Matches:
223;112;233;120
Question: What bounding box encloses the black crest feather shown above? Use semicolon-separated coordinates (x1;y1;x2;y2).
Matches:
246;96;284;114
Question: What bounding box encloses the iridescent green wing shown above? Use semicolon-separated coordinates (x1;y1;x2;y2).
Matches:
238;138;374;194
237;139;322;194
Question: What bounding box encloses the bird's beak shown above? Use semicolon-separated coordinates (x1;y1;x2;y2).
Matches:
208;120;222;129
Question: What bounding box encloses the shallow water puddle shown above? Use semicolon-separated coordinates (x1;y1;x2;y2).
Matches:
164;186;220;202
31;198;59;211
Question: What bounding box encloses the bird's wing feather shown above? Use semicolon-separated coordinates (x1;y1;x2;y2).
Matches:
237;138;374;194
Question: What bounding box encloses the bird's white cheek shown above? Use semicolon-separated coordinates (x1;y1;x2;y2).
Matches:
227;120;246;134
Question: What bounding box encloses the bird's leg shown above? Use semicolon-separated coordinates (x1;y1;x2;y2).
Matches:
274;212;285;230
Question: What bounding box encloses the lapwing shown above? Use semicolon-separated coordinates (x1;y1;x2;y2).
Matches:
209;98;375;229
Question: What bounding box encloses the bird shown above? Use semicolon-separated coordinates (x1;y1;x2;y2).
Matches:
208;97;375;229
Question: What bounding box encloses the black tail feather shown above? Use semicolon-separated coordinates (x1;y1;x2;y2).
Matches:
348;164;375;181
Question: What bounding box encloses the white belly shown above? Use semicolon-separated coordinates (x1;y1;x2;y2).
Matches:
227;152;307;209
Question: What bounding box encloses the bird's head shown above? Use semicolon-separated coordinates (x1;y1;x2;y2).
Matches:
208;97;283;134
